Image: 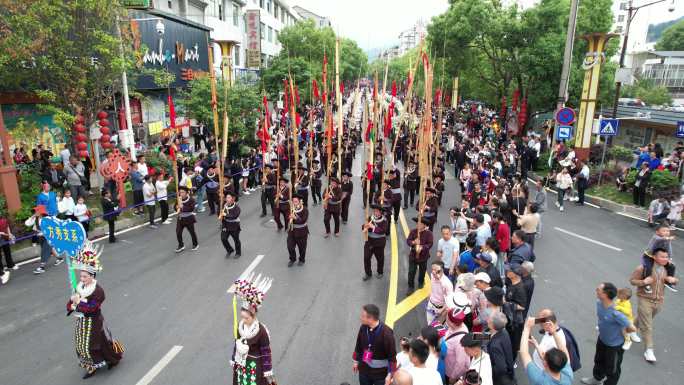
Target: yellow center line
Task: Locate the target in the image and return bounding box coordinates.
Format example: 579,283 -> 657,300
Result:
386,210 -> 432,329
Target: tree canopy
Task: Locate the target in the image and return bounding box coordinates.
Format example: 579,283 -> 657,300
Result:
622,78 -> 673,106
655,19 -> 684,51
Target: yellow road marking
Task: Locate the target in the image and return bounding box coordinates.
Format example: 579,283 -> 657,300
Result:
385,211 -> 431,328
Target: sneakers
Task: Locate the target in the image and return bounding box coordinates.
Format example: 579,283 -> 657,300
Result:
665,283 -> 678,292
12,265 -> 18,271
243,191 -> 251,195
163,220 -> 172,225
362,274 -> 372,281
191,245 -> 199,251
555,201 -> 560,208
288,261 -> 295,267
1,271 -> 9,284
33,266 -> 46,275
559,206 -> 564,212
644,349 -> 656,363
175,246 -> 185,253
376,273 -> 384,279
54,258 -> 64,266
630,332 -> 641,343
622,340 -> 632,350
149,225 -> 158,229
580,377 -> 603,385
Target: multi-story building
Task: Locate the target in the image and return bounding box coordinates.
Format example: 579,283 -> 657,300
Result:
641,51 -> 684,104
291,5 -> 331,28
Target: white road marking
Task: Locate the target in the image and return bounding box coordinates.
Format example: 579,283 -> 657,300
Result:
135,345 -> 183,385
227,254 -> 265,293
554,227 -> 623,252
17,257 -> 39,267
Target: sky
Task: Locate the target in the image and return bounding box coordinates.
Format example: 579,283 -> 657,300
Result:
289,0 -> 450,51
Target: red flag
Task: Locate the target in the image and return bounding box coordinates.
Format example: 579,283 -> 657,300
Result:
366,162 -> 373,181
340,82 -> 344,95
313,79 -> 320,101
322,54 -> 328,104
296,112 -> 301,127
434,89 -> 442,106
169,144 -> 176,161
167,94 -> 176,129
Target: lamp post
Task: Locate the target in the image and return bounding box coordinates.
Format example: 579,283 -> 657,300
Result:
611,0 -> 676,119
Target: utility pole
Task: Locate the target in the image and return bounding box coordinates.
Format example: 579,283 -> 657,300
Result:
116,16 -> 136,162
553,0 -> 580,146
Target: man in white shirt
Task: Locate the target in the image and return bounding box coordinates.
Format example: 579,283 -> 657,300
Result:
406,339 -> 442,385
59,145 -> 71,166
450,208 -> 469,252
426,261 -> 454,324
137,155 -> 149,177
459,333 -> 493,385
437,225 -> 460,278
531,309 -> 567,369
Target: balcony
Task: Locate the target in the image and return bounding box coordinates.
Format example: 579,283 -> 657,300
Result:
205,16 -> 243,43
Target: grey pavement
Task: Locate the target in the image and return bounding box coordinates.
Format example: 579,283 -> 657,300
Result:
1,158 -> 683,385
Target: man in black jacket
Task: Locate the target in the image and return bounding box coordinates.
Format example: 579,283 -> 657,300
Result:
42,161 -> 66,192
487,311 -> 516,385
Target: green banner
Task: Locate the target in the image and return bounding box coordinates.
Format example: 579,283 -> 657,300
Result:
122,0 -> 150,9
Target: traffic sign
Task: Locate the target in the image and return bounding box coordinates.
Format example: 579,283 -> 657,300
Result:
677,121 -> 684,138
556,107 -> 576,126
599,119 -> 619,136
557,125 -> 573,140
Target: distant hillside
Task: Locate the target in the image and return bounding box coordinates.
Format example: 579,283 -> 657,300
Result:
647,16 -> 684,43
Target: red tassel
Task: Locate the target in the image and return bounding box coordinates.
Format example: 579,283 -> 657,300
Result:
391,81 -> 397,97
313,79 -> 320,101
340,82 -> 344,95
167,94 -> 176,129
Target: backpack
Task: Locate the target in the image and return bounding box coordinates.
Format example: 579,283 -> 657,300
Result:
560,326 -> 582,372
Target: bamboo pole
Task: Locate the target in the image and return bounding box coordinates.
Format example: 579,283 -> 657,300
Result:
335,38 -> 343,180
208,47 -> 222,199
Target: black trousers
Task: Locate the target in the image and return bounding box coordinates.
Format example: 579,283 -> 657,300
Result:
524,232 -> 536,249
261,190 -> 275,215
107,220 -> 116,242
0,243 -> 15,270
591,339 -> 624,385
408,260 -> 427,288
341,197 -> 351,222
147,204 -> 156,225
297,189 -> 309,207
274,204 -> 290,229
363,238 -> 386,276
577,178 -> 587,204
403,187 -> 416,208
324,210 -> 340,234
159,200 -> 169,223
392,199 -> 400,222
80,220 -> 90,236
287,233 -> 307,262
311,183 -> 322,204
176,221 -> 198,248
221,229 -> 241,255
206,191 -> 219,214
633,186 -> 646,207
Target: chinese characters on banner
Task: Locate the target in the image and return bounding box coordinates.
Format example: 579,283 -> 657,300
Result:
245,9 -> 261,69
39,217 -> 87,257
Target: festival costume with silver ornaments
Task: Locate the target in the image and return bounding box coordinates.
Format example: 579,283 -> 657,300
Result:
231,273 -> 275,385
66,241 -> 123,379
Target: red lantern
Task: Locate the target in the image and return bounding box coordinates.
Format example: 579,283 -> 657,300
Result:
97,111 -> 108,120
100,127 -> 110,135
76,142 -> 87,151
74,123 -> 86,133
101,134 -> 111,143
518,98 -> 528,129
99,119 -> 110,127
75,115 -> 85,124
512,89 -> 520,112
79,150 -> 89,158
74,133 -> 87,142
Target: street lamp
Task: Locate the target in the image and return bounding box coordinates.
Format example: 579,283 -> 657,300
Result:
611,0 -> 676,119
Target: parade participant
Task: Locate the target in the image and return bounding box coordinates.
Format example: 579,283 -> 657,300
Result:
418,188 -> 439,232
287,194 -> 309,267
175,186 -> 199,252
221,191 -> 241,258
406,218 -> 434,294
67,242 -> 123,379
0,214 -> 16,284
310,160 -> 323,205
403,160 -> 419,209
375,180 -> 394,235
204,166 -> 220,215
273,177 -> 290,231
260,164 -> 276,217
341,171 -> 354,224
434,174 -> 445,206
362,204 -> 387,281
387,168 -> 401,222
352,304 -> 397,385
231,274 -> 275,385
323,177 -> 343,237
294,165 -> 310,207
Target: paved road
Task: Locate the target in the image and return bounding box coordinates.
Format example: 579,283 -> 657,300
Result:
1,158 -> 683,385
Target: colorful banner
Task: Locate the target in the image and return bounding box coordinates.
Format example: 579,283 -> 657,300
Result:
39,217 -> 87,257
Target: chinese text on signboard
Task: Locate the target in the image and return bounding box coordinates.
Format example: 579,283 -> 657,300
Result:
245,10 -> 261,69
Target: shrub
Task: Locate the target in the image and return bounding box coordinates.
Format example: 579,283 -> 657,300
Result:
649,169 -> 679,193
609,145 -> 634,163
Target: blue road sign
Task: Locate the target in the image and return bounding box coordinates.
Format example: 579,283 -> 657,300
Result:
599,119 -> 619,136
556,107 -> 576,126
677,121 -> 684,138
557,125 -> 573,140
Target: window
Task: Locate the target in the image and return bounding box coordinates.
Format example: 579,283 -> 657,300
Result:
619,2 -> 627,10
268,26 -> 273,42
615,25 -> 623,33
274,4 -> 279,18
233,3 -> 239,26
281,10 -> 285,22
234,46 -> 240,67
267,0 -> 272,13
274,30 -> 278,44
260,0 -> 264,9
617,15 -> 625,22
219,4 -> 223,20
168,0 -> 172,9
260,22 -> 266,40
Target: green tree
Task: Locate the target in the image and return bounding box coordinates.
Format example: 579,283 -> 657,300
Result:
177,78 -> 261,145
655,19 -> 684,51
622,78 -> 673,106
0,0 -> 133,129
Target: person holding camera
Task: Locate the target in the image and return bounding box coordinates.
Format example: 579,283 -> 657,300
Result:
520,317 -> 573,385
459,333 -> 493,385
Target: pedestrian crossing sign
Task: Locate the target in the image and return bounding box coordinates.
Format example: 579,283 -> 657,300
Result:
599,119 -> 619,136
557,125 -> 572,140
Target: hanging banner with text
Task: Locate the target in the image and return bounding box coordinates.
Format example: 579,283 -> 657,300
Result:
245,9 -> 261,69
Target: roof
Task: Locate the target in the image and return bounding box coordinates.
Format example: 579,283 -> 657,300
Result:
133,9 -> 212,31
598,105 -> 684,128
651,51 -> 684,58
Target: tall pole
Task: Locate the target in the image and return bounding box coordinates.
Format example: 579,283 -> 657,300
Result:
553,0 -> 579,146
611,0 -> 633,119
116,16 -> 136,162
335,38 -> 342,180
